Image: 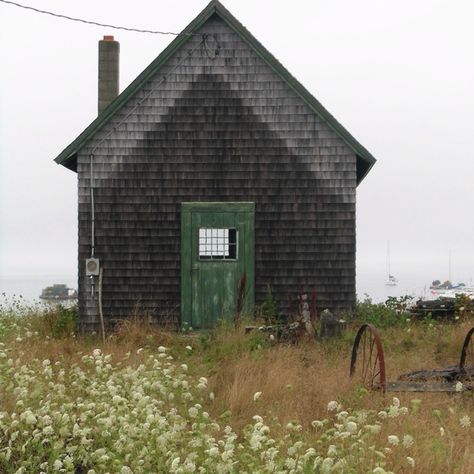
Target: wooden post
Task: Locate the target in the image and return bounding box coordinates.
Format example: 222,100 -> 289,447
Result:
98,268 -> 106,343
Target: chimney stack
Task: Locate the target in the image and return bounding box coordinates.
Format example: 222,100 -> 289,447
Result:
98,35 -> 119,114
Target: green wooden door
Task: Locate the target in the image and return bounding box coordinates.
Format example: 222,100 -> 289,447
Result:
181,203 -> 254,329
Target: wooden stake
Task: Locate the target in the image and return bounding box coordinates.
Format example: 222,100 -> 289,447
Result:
98,267 -> 106,343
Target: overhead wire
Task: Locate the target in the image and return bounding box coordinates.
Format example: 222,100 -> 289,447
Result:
0,0 -> 198,36
2,0 -> 224,320
1,0 -> 224,302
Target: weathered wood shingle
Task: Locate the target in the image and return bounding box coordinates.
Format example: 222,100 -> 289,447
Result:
73,13 -> 361,331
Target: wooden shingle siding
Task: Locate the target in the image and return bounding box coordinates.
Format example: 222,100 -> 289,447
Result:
77,14 -> 357,332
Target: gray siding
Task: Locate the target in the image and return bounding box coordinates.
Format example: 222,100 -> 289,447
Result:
77,14 -> 357,331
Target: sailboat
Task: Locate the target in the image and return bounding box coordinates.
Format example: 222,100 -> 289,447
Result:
385,241 -> 398,287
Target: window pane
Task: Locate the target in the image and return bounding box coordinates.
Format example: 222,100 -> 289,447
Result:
198,228 -> 238,260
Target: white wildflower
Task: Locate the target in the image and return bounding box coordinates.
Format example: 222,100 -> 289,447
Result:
23,411 -> 36,426
407,456 -> 416,468
304,447 -> 317,458
327,400 -> 340,412
336,411 -> 349,420
188,407 -> 199,418
158,346 -> 167,353
388,435 -> 399,445
403,434 -> 414,448
185,345 -> 192,351
387,405 -> 400,418
208,447 -> 219,457
253,391 -> 262,402
440,427 -> 445,436
321,457 -> 334,473
346,421 -> 358,433
43,425 -> 54,436
460,415 -> 471,428
365,424 -> 381,435
455,381 -> 463,392
327,445 -> 337,457
170,457 -> 180,471
63,456 -> 74,469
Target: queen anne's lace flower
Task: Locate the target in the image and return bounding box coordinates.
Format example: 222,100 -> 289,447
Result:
0,320 -> 433,473
403,434 -> 414,448
460,415 -> 471,428
387,435 -> 399,445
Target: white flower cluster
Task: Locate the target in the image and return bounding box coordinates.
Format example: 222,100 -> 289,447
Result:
0,335 -> 418,473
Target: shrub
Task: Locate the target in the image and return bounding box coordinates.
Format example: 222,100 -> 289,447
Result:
254,285 -> 279,324
38,304 -> 77,338
355,296 -> 411,328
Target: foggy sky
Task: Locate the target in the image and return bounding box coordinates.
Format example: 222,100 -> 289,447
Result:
1,0 -> 473,299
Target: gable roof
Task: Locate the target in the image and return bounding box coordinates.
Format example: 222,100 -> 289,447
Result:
54,0 -> 376,184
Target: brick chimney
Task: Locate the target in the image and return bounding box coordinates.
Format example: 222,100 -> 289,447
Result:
98,35 -> 119,114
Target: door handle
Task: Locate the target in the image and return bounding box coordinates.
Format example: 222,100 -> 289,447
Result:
191,265 -> 199,272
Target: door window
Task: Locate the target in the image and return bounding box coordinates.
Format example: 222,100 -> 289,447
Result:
199,228 -> 238,260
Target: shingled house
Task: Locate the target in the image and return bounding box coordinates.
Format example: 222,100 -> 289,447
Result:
54,0 -> 376,332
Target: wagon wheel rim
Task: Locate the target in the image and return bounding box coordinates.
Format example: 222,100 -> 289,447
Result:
350,324 -> 386,393
459,327 -> 474,379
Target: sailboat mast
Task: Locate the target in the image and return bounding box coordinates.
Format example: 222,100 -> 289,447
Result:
449,249 -> 452,282
387,241 -> 391,277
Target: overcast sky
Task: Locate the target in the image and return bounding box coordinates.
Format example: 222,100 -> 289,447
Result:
1,0 -> 473,299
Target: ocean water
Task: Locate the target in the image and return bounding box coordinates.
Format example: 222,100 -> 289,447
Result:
0,269 -> 468,308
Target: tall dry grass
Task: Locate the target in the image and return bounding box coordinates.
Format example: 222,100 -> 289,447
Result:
1,306 -> 473,473
201,322 -> 474,473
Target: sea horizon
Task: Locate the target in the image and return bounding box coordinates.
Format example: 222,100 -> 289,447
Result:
2,270 -> 469,307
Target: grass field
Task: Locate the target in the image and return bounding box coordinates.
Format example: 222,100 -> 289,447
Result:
0,298 -> 473,473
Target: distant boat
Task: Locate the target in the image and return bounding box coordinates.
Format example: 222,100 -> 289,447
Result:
386,274 -> 398,287
40,284 -> 77,301
430,280 -> 474,299
385,241 -> 398,287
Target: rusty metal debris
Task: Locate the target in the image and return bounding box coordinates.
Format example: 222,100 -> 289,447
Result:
350,324 -> 386,392
410,298 -> 457,319
350,324 -> 474,393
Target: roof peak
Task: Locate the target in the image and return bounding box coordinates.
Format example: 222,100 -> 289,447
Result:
54,0 -> 375,183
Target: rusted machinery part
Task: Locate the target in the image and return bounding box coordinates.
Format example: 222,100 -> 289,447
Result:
350,324 -> 387,393
459,326 -> 474,376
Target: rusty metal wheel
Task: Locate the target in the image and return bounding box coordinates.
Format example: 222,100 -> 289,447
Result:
350,324 -> 386,392
459,327 -> 474,380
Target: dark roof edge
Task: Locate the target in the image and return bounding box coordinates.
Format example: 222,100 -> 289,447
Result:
54,0 -> 376,184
